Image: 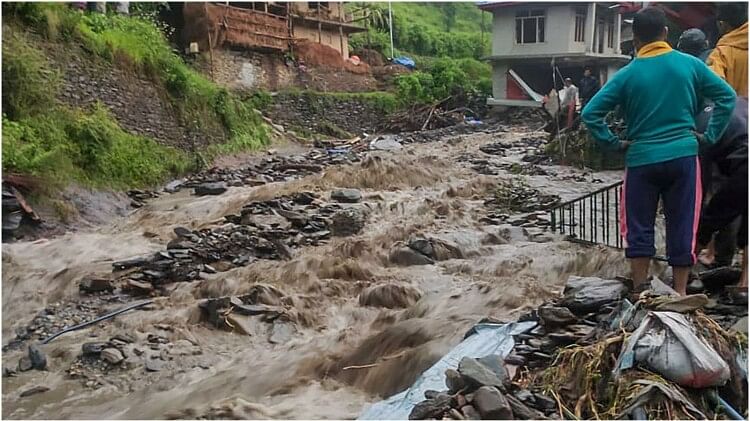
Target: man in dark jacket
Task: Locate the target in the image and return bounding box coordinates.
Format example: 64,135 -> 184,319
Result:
677,28 -> 712,62
695,96 -> 748,296
579,68 -> 600,108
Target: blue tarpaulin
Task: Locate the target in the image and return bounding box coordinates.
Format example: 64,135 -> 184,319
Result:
393,56 -> 416,70
358,321 -> 536,420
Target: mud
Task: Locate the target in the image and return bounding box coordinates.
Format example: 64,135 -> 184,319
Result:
2,121 -> 637,419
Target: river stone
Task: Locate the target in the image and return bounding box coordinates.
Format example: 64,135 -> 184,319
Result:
28,344 -> 47,370
82,342 -> 107,356
731,316 -> 748,334
145,358 -> 165,372
461,405 -> 481,420
79,276 -> 113,293
458,355 -> 509,391
473,386 -> 512,420
101,348 -> 124,364
561,276 -> 627,314
194,182 -> 227,196
445,368 -> 465,393
507,394 -> 548,419
331,208 -> 366,237
538,305 -> 577,327
330,189 -> 362,203
389,246 -> 435,266
408,393 -> 454,420
17,356 -> 32,372
20,385 -> 50,398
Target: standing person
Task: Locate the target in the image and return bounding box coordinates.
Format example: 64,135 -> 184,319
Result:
581,7 -> 736,295
694,97 -> 748,300
579,68 -> 600,108
707,2 -> 748,96
561,78 -> 578,129
677,28 -> 712,62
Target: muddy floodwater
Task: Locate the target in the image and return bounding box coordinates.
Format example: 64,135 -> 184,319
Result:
2,124 -> 651,419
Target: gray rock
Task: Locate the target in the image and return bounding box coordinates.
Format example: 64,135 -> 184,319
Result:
269,321 -> 295,344
461,405 -> 481,420
389,246 -> 435,266
731,316 -> 748,334
561,276 -> 626,314
20,385 -> 50,398
408,393 -> 454,420
533,393 -> 557,411
17,356 -> 32,372
79,276 -> 113,293
194,182 -> 227,196
408,238 -> 435,259
473,386 -> 512,420
145,358 -> 165,372
28,344 -> 47,370
445,368 -> 466,393
331,189 -> 362,203
101,348 -> 124,364
507,394 -> 548,419
370,136 -> 403,151
173,226 -> 192,238
331,208 -> 366,237
538,305 -> 577,327
3,367 -> 17,377
82,342 -> 108,356
458,355 -> 509,391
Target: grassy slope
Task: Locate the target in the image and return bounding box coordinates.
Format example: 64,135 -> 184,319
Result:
391,2 -> 489,36
2,3 -> 270,190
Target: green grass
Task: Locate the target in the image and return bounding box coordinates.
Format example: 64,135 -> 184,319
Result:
2,4 -> 270,190
280,89 -> 399,114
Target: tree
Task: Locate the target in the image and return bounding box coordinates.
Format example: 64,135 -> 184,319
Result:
351,2 -> 389,49
441,3 -> 458,32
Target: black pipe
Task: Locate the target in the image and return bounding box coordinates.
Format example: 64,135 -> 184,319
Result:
41,299 -> 153,344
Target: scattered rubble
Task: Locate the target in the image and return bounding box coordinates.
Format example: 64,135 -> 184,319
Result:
403,276 -> 748,420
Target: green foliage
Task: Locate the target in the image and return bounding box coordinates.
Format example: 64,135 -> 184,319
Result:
395,57 -> 491,105
1,31 -> 60,120
2,4 -> 269,190
2,106 -> 192,188
348,2 -> 491,59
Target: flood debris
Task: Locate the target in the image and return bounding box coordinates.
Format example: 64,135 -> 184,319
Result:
114,194 -> 343,290
383,275 -> 748,420
2,184 -> 41,241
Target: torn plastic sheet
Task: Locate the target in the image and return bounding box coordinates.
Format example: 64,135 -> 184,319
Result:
358,321 -> 536,420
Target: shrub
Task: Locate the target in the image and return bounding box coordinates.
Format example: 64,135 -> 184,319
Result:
1,31 -> 60,120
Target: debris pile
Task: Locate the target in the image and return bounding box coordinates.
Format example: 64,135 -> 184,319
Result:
404,276 -> 748,420
199,284 -> 297,342
167,150 -> 362,194
127,189 -> 160,208
484,180 -> 561,214
380,102 -> 466,133
114,194 -> 345,290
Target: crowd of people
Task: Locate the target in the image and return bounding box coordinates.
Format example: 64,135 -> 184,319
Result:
582,4 -> 748,301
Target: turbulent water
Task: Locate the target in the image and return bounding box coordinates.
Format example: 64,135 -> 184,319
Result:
2,126 -> 648,419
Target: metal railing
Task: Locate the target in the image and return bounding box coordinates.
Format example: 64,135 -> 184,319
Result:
550,181 -> 624,249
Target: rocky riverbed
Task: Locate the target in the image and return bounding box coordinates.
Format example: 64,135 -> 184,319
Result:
1,120 -> 678,419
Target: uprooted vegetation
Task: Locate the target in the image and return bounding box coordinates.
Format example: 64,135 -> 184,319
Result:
1,3 -> 270,190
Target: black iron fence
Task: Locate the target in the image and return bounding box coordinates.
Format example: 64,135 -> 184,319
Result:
549,181 -> 624,249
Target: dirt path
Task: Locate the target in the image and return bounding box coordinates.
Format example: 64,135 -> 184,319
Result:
2,123 -> 642,419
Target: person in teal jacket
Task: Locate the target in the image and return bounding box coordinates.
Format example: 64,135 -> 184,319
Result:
582,7 -> 736,295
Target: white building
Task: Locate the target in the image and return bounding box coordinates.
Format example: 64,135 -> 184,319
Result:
478,2 -> 631,107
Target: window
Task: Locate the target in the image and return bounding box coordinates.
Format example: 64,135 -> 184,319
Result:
607,16 -> 615,48
574,7 -> 586,42
515,9 -> 545,44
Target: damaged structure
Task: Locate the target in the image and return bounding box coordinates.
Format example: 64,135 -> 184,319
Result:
182,2 -> 365,58
179,2 -> 366,90
479,2 -> 631,108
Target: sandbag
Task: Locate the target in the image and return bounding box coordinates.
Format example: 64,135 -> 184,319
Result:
615,311 -> 730,388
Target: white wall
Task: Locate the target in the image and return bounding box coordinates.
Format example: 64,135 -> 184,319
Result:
492,5 -> 582,57
492,62 -> 509,99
